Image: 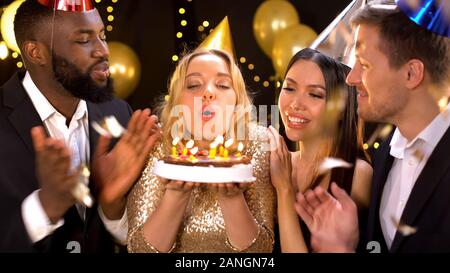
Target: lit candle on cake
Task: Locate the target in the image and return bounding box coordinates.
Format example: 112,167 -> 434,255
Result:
182,140 -> 194,156
216,135 -> 225,156
235,142 -> 244,157
186,140 -> 194,153
209,141 -> 218,159
223,138 -> 234,159
172,137 -> 180,157
189,147 -> 198,161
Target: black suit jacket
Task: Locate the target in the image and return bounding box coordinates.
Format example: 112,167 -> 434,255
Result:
365,125 -> 450,252
0,72 -> 132,253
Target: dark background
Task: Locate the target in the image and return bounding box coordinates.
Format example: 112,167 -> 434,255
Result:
0,0 -> 382,153
0,0 -> 353,109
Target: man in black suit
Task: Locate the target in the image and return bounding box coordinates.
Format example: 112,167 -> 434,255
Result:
295,0 -> 450,252
0,0 -> 160,252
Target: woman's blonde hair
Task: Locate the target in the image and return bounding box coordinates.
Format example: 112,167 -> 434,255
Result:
156,48 -> 254,152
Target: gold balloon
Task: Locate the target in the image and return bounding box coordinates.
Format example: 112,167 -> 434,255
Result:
253,0 -> 300,58
272,24 -> 317,78
0,0 -> 25,53
108,41 -> 141,99
198,16 -> 235,59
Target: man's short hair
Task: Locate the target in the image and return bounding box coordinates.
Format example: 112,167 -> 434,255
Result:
351,0 -> 450,84
14,0 -> 56,51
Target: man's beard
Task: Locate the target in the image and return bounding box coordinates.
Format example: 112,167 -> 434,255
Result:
52,54 -> 114,103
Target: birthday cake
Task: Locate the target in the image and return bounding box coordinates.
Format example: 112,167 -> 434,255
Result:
152,137 -> 256,183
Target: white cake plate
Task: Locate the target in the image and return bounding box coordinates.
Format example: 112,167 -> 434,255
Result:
152,160 -> 256,183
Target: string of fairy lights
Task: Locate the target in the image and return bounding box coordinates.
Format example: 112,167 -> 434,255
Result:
1,0 -> 389,151
365,142 -> 380,150
171,0 -> 277,92
1,0 -> 278,91
94,0 -> 118,32
170,0 -> 383,151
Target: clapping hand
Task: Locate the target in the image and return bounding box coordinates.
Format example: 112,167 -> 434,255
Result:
31,126 -> 78,223
92,109 -> 161,219
295,182 -> 359,252
267,125 -> 293,191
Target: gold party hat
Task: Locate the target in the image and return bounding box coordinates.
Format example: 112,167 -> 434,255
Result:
198,16 -> 236,60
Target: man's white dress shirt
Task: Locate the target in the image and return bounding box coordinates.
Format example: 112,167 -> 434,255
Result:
20,72 -> 128,245
380,103 -> 450,249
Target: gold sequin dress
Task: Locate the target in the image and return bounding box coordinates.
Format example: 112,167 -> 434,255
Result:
127,125 -> 275,253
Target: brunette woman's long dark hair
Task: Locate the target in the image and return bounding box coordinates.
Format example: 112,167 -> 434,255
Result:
283,48 -> 368,194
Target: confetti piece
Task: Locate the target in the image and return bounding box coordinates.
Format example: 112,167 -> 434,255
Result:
438,96 -> 449,118
318,157 -> 353,175
391,216 -> 417,236
92,116 -> 127,138
72,164 -> 94,208
367,124 -> 393,146
413,149 -> 425,162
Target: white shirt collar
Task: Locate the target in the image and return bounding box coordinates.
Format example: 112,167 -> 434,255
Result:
390,102 -> 450,159
72,100 -> 88,122
22,71 -> 88,123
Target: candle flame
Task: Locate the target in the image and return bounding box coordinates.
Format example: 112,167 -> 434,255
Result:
190,147 -> 198,155
210,141 -> 219,148
215,135 -> 224,144
172,137 -> 180,146
237,142 -> 244,152
224,138 -> 234,148
186,140 -> 195,149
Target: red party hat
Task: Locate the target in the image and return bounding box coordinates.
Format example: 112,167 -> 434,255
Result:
37,0 -> 94,12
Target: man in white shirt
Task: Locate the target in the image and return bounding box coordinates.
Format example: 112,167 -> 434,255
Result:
0,0 -> 160,252
294,0 -> 450,252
